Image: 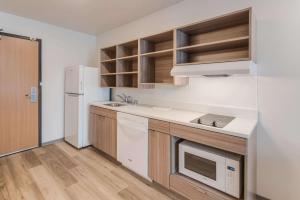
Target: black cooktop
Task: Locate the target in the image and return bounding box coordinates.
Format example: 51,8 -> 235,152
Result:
190,114 -> 235,128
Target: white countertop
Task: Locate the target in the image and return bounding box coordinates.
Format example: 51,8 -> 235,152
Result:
90,101 -> 257,139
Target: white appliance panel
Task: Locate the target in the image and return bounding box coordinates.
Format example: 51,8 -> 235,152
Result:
64,93 -> 83,148
117,112 -> 150,180
65,66 -> 84,94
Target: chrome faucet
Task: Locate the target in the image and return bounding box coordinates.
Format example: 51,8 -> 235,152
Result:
116,93 -> 137,104
116,93 -> 127,102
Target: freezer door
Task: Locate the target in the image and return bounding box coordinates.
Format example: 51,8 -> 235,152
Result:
64,93 -> 83,148
65,66 -> 84,94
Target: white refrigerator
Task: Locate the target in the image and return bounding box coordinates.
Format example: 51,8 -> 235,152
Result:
64,65 -> 109,148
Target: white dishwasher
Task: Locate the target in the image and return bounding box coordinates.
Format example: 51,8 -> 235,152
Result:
117,112 -> 150,180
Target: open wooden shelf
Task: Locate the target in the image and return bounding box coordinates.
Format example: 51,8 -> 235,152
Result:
101,60 -> 116,74
141,49 -> 173,58
100,58 -> 116,63
176,46 -> 249,65
176,8 -> 251,65
100,40 -> 139,88
118,71 -> 138,75
141,30 -> 173,54
117,54 -> 138,61
176,36 -> 249,53
139,30 -> 175,85
100,73 -> 117,76
140,54 -> 174,84
101,46 -> 116,61
101,74 -> 116,87
117,40 -> 138,58
176,10 -> 250,48
100,50 -> 116,86
101,72 -> 138,75
116,74 -> 138,88
117,56 -> 138,75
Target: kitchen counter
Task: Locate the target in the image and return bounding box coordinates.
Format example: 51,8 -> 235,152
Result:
90,101 -> 257,139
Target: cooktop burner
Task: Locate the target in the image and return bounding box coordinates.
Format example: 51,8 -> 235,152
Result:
190,114 -> 235,128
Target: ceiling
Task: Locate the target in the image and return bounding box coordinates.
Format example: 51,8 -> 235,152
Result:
0,0 -> 182,35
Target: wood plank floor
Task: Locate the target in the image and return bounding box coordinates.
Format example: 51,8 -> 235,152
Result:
0,142 -> 185,200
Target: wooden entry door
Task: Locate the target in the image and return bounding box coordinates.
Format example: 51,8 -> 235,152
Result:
0,35 -> 40,156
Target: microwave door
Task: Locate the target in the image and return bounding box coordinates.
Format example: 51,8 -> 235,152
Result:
179,143 -> 226,192
184,152 -> 217,181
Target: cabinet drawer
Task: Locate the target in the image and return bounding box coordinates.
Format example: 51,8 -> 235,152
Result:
170,174 -> 236,200
90,106 -> 116,119
149,119 -> 170,134
170,123 -> 246,155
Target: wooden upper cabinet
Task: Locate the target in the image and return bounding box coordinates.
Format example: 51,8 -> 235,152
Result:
100,41 -> 138,88
139,30 -> 174,88
99,8 -> 253,89
175,8 -> 253,65
90,106 -> 117,159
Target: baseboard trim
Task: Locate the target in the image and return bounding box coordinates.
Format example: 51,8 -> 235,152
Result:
0,146 -> 38,158
42,138 -> 64,146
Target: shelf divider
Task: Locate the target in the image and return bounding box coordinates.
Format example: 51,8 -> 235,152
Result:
141,49 -> 173,58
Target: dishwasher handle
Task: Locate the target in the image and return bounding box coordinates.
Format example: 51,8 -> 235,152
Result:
118,114 -> 147,123
117,120 -> 148,133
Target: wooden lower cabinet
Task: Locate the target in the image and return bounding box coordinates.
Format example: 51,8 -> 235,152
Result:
170,174 -> 238,200
90,111 -> 117,159
148,130 -> 171,188
89,107 -> 245,200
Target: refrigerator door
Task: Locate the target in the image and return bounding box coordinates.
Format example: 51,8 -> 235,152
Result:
64,93 -> 84,148
65,66 -> 84,94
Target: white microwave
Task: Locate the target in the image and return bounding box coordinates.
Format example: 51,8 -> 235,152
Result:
179,140 -> 242,198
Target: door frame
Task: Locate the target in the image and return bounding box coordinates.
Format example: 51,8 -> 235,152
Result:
0,31 -> 42,147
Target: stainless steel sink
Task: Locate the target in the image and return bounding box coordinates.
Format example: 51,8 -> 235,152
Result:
103,103 -> 126,107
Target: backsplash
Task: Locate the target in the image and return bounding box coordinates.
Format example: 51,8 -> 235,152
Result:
112,76 -> 258,119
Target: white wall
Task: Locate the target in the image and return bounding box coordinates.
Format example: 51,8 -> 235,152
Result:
97,0 -> 300,199
255,1 -> 300,199
0,12 -> 97,143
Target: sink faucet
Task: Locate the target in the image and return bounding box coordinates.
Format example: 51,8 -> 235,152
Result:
116,93 -> 127,102
116,93 -> 137,104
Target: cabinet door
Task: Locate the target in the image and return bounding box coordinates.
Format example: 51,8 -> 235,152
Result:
90,112 -> 117,159
149,130 -> 171,188
94,114 -> 106,150
89,112 -> 96,146
103,117 -> 117,159
149,130 -> 158,179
